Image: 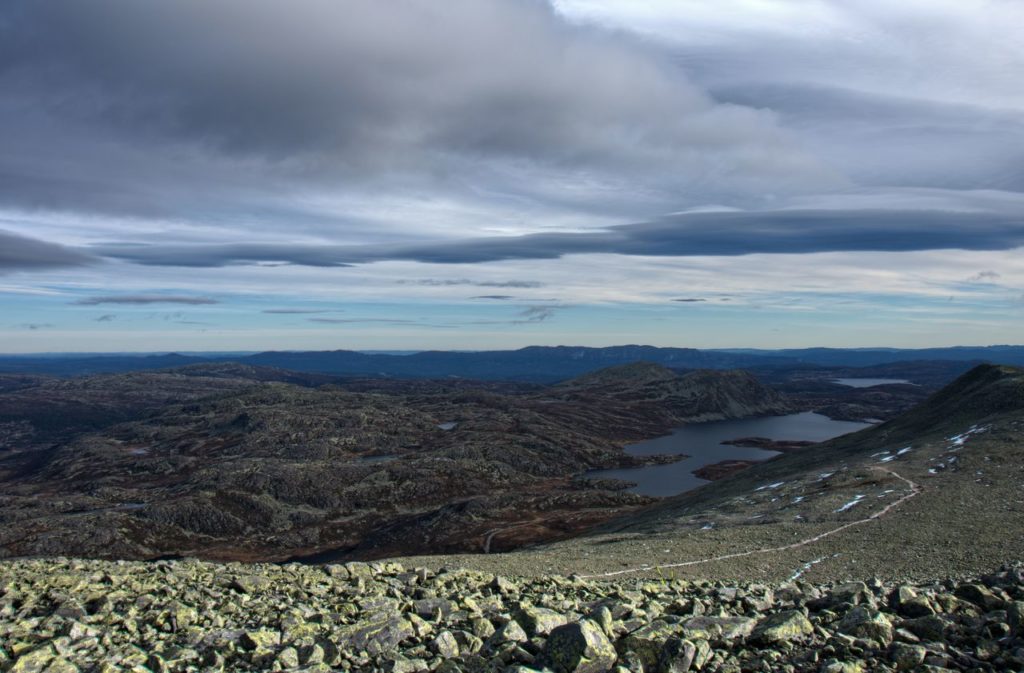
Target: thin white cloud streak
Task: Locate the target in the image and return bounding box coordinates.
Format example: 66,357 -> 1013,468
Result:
556,0 -> 1024,109
18,247 -> 1024,312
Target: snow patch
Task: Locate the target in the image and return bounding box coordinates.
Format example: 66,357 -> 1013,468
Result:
947,425 -> 989,448
789,554 -> 840,582
755,481 -> 785,492
835,495 -> 866,513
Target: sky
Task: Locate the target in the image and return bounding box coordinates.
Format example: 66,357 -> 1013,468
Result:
1,0 -> 1023,352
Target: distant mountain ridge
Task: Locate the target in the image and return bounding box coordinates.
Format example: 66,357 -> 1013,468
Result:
715,345 -> 1024,367
0,344 -> 1022,381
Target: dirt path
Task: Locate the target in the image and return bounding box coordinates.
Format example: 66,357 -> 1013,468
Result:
579,466 -> 921,579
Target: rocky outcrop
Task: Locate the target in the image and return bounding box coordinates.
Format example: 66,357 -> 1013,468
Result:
555,364 -> 792,424
2,558 -> 1023,672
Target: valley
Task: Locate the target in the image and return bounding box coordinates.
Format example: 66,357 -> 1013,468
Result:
0,351 -> 1010,573
0,362 -> 795,562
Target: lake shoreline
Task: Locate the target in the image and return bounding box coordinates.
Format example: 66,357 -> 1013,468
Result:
586,412 -> 872,498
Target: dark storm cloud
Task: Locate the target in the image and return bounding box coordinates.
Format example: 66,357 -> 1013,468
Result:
94,314 -> 117,322
73,295 -> 219,305
672,298 -> 706,303
0,0 -> 830,222
261,308 -> 335,314
0,230 -> 95,273
96,209 -> 1024,268
473,295 -> 515,300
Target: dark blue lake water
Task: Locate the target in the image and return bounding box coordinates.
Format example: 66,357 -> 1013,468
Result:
587,412 -> 872,497
833,378 -> 913,388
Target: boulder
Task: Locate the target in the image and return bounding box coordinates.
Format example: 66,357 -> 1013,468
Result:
836,606 -> 893,646
517,606 -> 570,636
751,610 -> 813,644
619,620 -> 685,669
335,617 -> 414,656
545,620 -> 618,673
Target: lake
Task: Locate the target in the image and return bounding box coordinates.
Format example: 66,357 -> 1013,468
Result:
833,377 -> 913,388
586,412 -> 872,497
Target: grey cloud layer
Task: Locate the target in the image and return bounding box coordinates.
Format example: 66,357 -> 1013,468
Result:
96,209 -> 1024,268
73,296 -> 219,306
0,0 -> 829,224
562,0 -> 1024,193
0,230 -> 95,272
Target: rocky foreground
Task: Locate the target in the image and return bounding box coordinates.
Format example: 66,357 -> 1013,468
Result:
2,559 -> 1024,673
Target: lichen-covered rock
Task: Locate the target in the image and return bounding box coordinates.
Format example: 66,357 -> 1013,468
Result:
1008,601 -> 1024,634
276,647 -> 300,669
901,615 -> 948,641
657,637 -> 695,673
751,610 -> 813,644
518,605 -> 570,636
896,595 -> 934,618
681,616 -> 755,641
9,646 -> 57,673
889,642 -> 926,670
828,582 -> 871,607
820,660 -> 864,673
335,616 -> 415,656
836,606 -> 893,645
430,631 -> 460,659
619,620 -> 685,669
954,583 -> 1005,611
493,619 -> 529,644
240,630 -> 282,652
545,620 -> 617,673
2,558 -> 1023,673
690,639 -> 712,670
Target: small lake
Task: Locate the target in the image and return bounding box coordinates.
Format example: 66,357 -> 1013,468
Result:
586,412 -> 872,497
833,378 -> 913,388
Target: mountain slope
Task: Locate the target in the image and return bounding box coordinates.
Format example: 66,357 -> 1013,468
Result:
397,365 -> 1024,582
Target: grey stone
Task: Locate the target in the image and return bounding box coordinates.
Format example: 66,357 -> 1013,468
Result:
335,616 -> 414,656
431,631 -> 460,659
836,606 -> 893,646
657,637 -> 695,673
751,610 -> 813,644
889,643 -> 926,670
546,620 -> 617,673
517,606 -> 570,636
